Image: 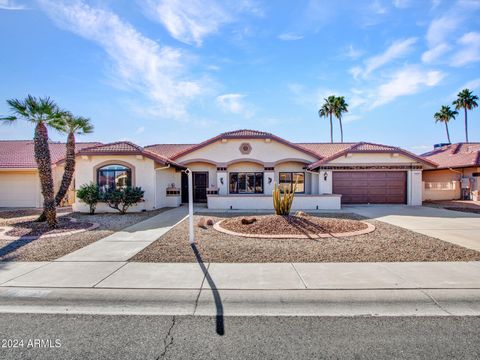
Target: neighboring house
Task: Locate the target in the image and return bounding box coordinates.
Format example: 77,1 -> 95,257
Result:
421,143 -> 480,201
71,130 -> 435,212
0,140 -> 101,207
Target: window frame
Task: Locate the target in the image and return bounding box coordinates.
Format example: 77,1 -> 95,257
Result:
229,172 -> 264,194
278,171 -> 305,194
96,164 -> 132,192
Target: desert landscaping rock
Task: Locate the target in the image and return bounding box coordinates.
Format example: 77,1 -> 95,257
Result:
131,213 -> 480,263
215,214 -> 374,238
0,208 -> 170,262
1,217 -> 97,239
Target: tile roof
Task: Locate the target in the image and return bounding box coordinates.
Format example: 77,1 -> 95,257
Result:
222,129 -> 274,138
295,143 -> 356,158
144,144 -> 195,159
77,141 -> 186,169
421,143 -> 480,169
0,140 -> 101,169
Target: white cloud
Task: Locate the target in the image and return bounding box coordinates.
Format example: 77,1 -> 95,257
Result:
426,15 -> 459,47
372,65 -> 445,108
0,0 -> 25,10
393,0 -> 411,8
354,37 -> 417,79
135,126 -> 145,134
216,93 -> 253,118
421,43 -> 450,63
139,0 -> 262,46
459,78 -> 480,91
277,33 -> 303,41
450,32 -> 480,66
370,0 -> 387,14
345,44 -> 363,60
38,0 -> 204,119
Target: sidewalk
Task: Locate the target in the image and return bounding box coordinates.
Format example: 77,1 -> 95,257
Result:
56,206 -> 188,262
1,261 -> 479,316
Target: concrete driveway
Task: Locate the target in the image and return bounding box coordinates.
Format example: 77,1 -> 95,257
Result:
347,205 -> 480,251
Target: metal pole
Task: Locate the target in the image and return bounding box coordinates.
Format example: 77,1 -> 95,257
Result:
186,168 -> 195,244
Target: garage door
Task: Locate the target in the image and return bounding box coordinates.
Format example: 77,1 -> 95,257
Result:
333,171 -> 407,204
0,172 -> 40,207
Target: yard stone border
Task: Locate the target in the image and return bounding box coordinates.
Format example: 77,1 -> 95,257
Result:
213,219 -> 376,239
0,217 -> 100,241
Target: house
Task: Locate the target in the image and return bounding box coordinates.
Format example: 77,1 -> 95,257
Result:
421,143 -> 480,201
0,140 -> 101,207
70,130 -> 436,212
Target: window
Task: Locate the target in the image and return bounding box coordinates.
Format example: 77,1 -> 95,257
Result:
229,172 -> 263,194
97,164 -> 131,192
279,172 -> 305,193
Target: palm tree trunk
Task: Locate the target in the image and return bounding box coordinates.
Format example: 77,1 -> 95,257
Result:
55,132 -> 76,206
445,122 -> 451,144
339,118 -> 344,143
464,107 -> 468,142
34,122 -> 57,228
329,113 -> 333,143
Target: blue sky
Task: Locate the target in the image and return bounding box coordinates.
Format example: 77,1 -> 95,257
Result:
0,0 -> 479,153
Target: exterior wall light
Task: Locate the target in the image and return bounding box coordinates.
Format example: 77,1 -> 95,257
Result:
323,172 -> 328,181
220,177 -> 224,185
268,177 -> 272,184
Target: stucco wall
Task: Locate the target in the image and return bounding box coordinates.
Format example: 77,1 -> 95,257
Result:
155,166 -> 181,208
330,153 -> 422,164
176,138 -> 317,164
72,155 -> 156,213
0,170 -> 42,207
423,167 -> 479,182
185,162 -> 217,188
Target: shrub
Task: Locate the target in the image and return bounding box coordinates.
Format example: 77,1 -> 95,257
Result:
76,183 -> 100,215
272,181 -> 297,216
102,186 -> 144,215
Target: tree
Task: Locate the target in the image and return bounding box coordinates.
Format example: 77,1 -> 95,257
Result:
102,187 -> 145,215
54,112 -> 93,206
434,105 -> 457,144
0,95 -> 64,228
453,88 -> 478,142
334,96 -> 349,143
318,95 -> 337,143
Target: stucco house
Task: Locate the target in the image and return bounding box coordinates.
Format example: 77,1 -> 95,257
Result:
0,130 -> 438,211
0,140 -> 101,207
421,143 -> 480,201
70,130 -> 435,212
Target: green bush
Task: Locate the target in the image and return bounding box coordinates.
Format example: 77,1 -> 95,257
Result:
76,183 -> 100,215
102,186 -> 145,215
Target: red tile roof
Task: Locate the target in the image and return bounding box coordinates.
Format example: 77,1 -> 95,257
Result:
144,144 -> 195,159
421,143 -> 480,169
0,140 -> 101,169
77,141 -> 186,169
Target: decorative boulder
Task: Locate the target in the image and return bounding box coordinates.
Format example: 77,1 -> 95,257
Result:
206,219 -> 214,226
241,217 -> 257,225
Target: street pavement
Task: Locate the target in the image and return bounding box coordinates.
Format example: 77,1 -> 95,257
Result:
1,314 -> 479,359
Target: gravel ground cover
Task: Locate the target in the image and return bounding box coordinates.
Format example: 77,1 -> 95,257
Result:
131,213 -> 480,263
3,217 -> 94,238
424,200 -> 480,214
219,214 -> 368,236
0,207 -> 71,224
0,208 -> 171,262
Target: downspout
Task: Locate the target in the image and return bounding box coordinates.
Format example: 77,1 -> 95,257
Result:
154,164 -> 171,209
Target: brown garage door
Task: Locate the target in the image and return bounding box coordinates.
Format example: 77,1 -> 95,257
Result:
333,171 -> 407,204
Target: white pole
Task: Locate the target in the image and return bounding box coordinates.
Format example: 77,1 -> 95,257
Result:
186,168 -> 195,244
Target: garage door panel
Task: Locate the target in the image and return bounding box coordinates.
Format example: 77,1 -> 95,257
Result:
333,171 -> 407,204
0,173 -> 39,207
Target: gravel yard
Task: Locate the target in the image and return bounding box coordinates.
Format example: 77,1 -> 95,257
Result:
131,213 -> 480,263
424,200 -> 480,214
0,208 -> 171,261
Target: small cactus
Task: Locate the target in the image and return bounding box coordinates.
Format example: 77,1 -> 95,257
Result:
272,181 -> 297,216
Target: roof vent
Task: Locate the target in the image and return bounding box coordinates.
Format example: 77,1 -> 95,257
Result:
433,143 -> 450,149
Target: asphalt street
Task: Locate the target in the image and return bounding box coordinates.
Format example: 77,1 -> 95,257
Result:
1,314 -> 479,359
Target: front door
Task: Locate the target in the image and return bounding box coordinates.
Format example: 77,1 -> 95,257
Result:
193,172 -> 208,203
181,171 -> 209,203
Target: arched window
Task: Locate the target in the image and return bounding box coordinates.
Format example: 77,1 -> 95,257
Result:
97,164 -> 131,192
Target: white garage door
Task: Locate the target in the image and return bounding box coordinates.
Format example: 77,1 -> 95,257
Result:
0,172 -> 40,207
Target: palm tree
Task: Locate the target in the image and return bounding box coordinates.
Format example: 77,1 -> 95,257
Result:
334,96 -> 349,143
318,95 -> 337,143
434,105 -> 457,144
54,113 -> 94,206
452,88 -> 478,142
0,95 -> 64,228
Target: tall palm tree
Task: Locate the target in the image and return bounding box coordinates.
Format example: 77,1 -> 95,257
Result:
452,88 -> 478,142
318,95 -> 337,143
434,105 -> 457,144
334,96 -> 349,143
0,95 -> 64,228
54,113 -> 94,206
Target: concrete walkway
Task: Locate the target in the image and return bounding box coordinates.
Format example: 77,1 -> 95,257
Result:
1,261 -> 480,316
57,206 -> 188,262
347,205 -> 480,251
